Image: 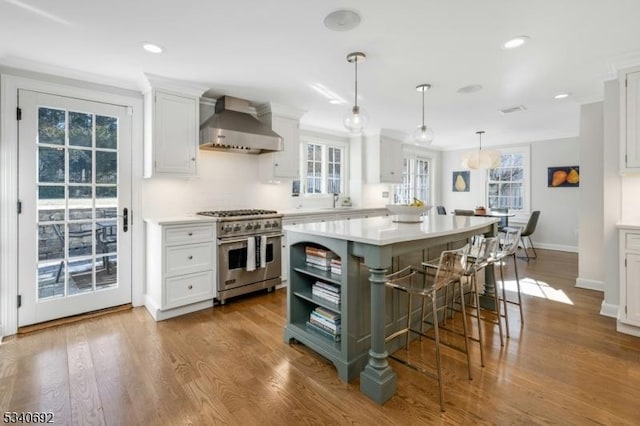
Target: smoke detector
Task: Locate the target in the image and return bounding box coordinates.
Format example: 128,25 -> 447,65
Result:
324,10 -> 361,31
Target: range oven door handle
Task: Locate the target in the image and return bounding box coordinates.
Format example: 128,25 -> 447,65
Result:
217,233 -> 284,245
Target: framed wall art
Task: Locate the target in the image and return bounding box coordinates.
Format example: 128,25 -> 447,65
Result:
452,171 -> 470,192
548,166 -> 580,187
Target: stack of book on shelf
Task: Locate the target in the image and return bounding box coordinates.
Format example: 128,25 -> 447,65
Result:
306,306 -> 341,342
305,246 -> 338,272
330,258 -> 342,275
312,280 -> 340,305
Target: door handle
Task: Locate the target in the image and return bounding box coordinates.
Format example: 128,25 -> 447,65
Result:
123,208 -> 128,232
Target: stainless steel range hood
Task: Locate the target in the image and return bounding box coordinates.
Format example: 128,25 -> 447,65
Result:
199,96 -> 283,154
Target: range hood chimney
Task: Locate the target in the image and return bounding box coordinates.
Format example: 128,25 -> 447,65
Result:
199,96 -> 283,154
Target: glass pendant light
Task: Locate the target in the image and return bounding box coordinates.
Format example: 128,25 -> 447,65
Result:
462,131 -> 501,169
343,52 -> 368,132
412,83 -> 434,145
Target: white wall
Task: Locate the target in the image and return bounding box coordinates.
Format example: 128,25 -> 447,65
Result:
531,137 -> 580,251
577,102 -> 605,290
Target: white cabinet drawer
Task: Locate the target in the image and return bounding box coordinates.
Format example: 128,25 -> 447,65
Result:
626,233 -> 640,252
164,271 -> 214,309
165,242 -> 213,276
165,225 -> 213,245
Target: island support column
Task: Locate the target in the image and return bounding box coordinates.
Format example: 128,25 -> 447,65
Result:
360,265 -> 397,403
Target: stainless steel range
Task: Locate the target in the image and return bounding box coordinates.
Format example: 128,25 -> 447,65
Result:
197,209 -> 283,304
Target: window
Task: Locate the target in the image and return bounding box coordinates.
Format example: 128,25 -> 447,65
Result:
393,156 -> 432,204
302,136 -> 348,195
487,149 -> 529,211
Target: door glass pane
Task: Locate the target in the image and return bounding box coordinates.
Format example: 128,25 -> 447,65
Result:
96,151 -> 117,184
38,147 -> 65,183
68,258 -> 94,295
97,221 -> 117,256
38,186 -> 65,222
96,115 -> 118,149
97,255 -> 117,289
38,261 -> 65,299
38,224 -> 64,261
69,149 -> 92,183
69,112 -> 93,147
68,186 -> 92,220
38,107 -> 65,145
68,223 -> 93,258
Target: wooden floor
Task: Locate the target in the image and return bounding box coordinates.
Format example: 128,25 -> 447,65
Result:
1,249 -> 639,425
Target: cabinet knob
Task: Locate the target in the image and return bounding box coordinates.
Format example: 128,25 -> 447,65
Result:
191,157 -> 196,161
390,171 -> 395,175
188,232 -> 193,236
188,255 -> 193,260
188,285 -> 193,290
274,163 -> 279,167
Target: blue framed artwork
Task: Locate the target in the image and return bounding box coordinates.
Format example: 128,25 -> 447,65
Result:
452,171 -> 470,192
548,166 -> 580,187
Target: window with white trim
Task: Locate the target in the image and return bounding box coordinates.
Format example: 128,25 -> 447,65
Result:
302,136 -> 348,195
393,156 -> 432,204
487,148 -> 529,211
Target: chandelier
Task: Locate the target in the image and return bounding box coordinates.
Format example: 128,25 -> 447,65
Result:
461,131 -> 501,169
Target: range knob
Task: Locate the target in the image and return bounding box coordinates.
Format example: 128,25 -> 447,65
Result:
254,223 -> 261,230
233,225 -> 241,231
223,225 -> 232,233
264,222 -> 272,228
271,221 -> 280,228
245,223 -> 253,230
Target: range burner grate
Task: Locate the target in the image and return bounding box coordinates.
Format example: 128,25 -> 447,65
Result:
197,209 -> 278,218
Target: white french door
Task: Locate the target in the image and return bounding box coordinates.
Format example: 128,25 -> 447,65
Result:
17,90 -> 132,326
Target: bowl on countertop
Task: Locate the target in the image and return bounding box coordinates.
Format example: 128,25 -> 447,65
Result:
385,204 -> 432,223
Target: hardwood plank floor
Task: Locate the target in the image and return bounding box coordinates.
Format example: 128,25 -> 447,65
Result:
1,249 -> 639,425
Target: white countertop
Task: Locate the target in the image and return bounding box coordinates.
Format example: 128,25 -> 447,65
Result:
280,206 -> 388,218
284,215 -> 499,245
144,215 -> 218,226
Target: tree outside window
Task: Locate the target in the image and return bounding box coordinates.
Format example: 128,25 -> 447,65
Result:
394,157 -> 431,204
304,141 -> 346,194
487,153 -> 525,210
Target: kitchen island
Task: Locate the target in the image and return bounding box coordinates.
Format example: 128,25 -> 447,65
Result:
284,214 -> 498,404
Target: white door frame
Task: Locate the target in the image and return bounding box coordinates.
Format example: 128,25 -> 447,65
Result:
0,73 -> 144,338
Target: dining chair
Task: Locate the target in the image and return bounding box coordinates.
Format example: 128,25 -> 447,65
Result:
453,209 -> 475,216
518,211 -> 540,260
385,249 -> 471,411
436,205 -> 447,215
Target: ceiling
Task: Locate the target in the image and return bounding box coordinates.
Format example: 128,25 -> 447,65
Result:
2,0 -> 640,149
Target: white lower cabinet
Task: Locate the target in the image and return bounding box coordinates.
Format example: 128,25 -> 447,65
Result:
145,220 -> 216,320
618,229 -> 640,336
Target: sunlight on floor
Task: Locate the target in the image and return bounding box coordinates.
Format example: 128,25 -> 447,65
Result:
502,277 -> 574,305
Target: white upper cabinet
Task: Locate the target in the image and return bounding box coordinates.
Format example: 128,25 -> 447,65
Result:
364,129 -> 404,184
257,103 -> 305,182
143,74 -> 208,178
621,68 -> 640,173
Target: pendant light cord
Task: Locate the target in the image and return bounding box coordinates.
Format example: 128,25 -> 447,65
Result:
354,59 -> 358,108
421,88 -> 425,127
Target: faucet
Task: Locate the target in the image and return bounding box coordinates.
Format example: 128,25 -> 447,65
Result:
332,193 -> 339,208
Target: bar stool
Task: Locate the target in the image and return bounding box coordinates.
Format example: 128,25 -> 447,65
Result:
495,228 -> 524,335
431,236 -> 503,368
384,250 -> 470,412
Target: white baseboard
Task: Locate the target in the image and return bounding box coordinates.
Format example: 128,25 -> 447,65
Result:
144,295 -> 214,321
600,301 -> 619,318
617,321 -> 640,337
575,278 -> 605,291
533,242 -> 578,253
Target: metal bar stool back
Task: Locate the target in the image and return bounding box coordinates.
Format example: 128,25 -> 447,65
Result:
496,227 -> 524,336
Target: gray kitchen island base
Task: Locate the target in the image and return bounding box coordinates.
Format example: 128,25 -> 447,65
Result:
284,215 -> 498,404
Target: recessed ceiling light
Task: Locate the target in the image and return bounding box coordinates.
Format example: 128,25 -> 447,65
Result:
457,84 -> 483,94
142,43 -> 164,54
554,93 -> 570,99
324,10 -> 361,32
502,36 -> 530,50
